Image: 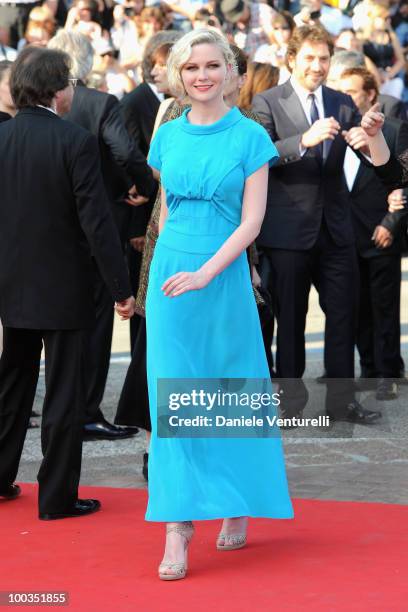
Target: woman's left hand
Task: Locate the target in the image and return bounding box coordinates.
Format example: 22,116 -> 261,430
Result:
361,103 -> 385,137
162,269 -> 211,297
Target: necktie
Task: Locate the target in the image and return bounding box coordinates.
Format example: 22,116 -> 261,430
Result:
309,93 -> 323,161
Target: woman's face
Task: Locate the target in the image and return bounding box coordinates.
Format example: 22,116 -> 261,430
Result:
151,56 -> 170,94
26,26 -> 51,47
181,43 -> 229,103
372,15 -> 390,31
77,2 -> 93,22
336,30 -> 359,51
142,18 -> 161,38
272,20 -> 291,46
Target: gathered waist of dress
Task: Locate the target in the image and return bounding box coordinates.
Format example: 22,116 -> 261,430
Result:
157,200 -> 239,254
158,219 -> 236,255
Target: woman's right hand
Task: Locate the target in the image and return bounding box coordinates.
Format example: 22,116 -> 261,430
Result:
361,103 -> 385,137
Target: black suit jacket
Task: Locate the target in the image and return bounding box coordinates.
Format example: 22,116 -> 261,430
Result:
350,117 -> 408,257
378,94 -> 406,121
253,81 -> 362,250
0,111 -> 11,123
66,84 -> 155,205
121,81 -> 160,156
120,82 -> 161,238
0,107 -> 131,330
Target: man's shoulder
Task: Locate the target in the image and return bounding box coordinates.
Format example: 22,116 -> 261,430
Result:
383,116 -> 408,140
74,86 -> 118,112
322,85 -> 353,105
54,114 -> 97,150
121,82 -> 152,109
61,116 -> 96,139
256,81 -> 291,101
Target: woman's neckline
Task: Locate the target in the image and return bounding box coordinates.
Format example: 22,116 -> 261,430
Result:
179,106 -> 242,135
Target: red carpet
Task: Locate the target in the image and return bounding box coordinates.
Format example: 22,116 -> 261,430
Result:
1,484 -> 407,612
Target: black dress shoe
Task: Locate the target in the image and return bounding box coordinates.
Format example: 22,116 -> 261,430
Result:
142,452 -> 148,481
83,418 -> 138,441
39,499 -> 101,520
0,484 -> 21,500
376,379 -> 398,401
328,401 -> 382,424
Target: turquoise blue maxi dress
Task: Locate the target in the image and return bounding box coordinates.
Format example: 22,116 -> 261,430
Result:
145,106 -> 293,521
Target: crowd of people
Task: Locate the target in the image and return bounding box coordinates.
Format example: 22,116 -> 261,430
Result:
0,0 -> 408,578
2,0 -> 408,99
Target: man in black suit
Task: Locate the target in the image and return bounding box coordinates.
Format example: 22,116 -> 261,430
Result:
120,31 -> 180,349
252,26 -> 381,423
49,31 -> 156,441
0,47 -> 135,518
327,49 -> 407,121
339,66 -> 408,400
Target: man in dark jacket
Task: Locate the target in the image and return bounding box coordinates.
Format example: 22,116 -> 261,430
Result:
49,31 -> 156,441
339,66 -> 408,400
0,47 -> 135,519
252,26 -> 381,423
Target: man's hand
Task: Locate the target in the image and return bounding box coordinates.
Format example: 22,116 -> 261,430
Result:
125,186 -> 149,207
388,189 -> 406,212
301,117 -> 340,148
115,296 -> 136,320
129,236 -> 145,252
372,225 -> 393,249
162,269 -> 212,297
342,127 -> 370,152
126,194 -> 149,207
361,103 -> 385,137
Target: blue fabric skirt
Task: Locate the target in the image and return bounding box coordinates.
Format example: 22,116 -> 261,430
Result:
145,204 -> 293,521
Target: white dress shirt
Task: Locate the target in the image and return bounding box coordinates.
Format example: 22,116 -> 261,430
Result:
291,76 -> 324,156
37,105 -> 57,114
343,146 -> 361,192
290,75 -> 324,125
147,82 -> 164,103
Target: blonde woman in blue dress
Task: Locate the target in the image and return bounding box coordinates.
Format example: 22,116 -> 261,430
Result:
146,28 -> 293,581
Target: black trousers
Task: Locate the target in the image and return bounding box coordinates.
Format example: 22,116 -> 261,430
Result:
127,246 -> 143,352
114,318 -> 150,430
0,327 -> 84,513
356,253 -> 402,378
82,199 -> 132,423
82,264 -> 114,423
263,221 -> 358,416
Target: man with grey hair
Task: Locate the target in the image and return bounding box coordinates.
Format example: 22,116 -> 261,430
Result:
327,49 -> 406,120
48,31 -> 156,442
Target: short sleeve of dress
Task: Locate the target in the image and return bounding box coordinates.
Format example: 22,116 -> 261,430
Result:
147,126 -> 164,172
243,121 -> 279,179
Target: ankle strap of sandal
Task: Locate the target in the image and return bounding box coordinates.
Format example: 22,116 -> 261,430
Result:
166,521 -> 194,539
